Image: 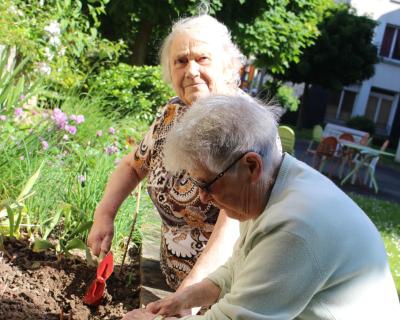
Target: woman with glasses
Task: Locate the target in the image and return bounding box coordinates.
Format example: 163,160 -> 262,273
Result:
87,14 -> 244,303
124,94 -> 399,320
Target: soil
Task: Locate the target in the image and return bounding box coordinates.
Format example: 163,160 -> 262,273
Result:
0,237 -> 140,320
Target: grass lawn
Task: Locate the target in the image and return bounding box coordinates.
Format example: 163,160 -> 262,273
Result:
350,193 -> 400,295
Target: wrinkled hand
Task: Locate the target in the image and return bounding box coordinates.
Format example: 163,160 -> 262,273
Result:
123,308 -> 157,320
146,290 -> 189,317
87,209 -> 114,256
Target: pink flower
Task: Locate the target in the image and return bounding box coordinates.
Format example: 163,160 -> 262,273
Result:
75,115 -> 85,124
52,108 -> 68,129
77,175 -> 86,183
19,94 -> 26,101
14,108 -> 24,117
41,140 -> 49,150
114,158 -> 121,166
105,145 -> 118,155
108,127 -> 115,135
0,115 -> 6,121
65,125 -> 77,135
96,130 -> 103,137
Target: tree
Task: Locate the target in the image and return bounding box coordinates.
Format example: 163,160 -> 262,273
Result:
95,0 -> 331,69
278,4 -> 378,129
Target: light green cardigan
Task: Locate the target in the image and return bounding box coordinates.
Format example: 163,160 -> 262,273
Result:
183,154 -> 400,319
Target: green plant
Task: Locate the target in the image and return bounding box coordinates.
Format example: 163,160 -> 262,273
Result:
346,116 -> 375,135
0,162 -> 43,238
88,63 -> 174,122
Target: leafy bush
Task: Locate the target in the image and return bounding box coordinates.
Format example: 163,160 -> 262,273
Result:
346,116 -> 375,135
0,0 -> 125,91
88,63 -> 174,122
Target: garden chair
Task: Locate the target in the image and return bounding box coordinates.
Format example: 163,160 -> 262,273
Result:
351,140 -> 389,193
306,124 -> 323,155
278,125 -> 296,155
312,136 -> 338,177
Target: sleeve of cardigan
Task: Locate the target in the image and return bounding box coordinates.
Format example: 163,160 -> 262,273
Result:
182,230 -> 324,320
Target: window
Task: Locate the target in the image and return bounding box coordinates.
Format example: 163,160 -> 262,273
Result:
325,89 -> 357,122
365,89 -> 395,133
380,24 -> 400,60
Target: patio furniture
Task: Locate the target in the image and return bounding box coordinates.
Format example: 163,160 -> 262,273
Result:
306,125 -> 323,155
323,123 -> 369,144
337,133 -> 355,178
312,136 -> 338,176
340,140 -> 394,193
278,125 -> 295,155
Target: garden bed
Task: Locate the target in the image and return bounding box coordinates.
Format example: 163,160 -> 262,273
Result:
0,237 -> 140,320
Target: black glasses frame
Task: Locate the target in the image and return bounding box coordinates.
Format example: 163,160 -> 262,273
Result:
190,152 -> 248,193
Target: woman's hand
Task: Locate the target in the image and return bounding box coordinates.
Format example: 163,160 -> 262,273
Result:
87,208 -> 115,256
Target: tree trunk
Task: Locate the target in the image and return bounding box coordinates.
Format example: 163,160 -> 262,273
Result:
296,82 -> 310,130
131,19 -> 153,66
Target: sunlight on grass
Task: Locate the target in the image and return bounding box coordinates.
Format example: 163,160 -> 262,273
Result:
350,193 -> 400,294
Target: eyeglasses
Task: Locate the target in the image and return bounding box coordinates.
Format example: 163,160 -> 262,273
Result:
190,152 -> 248,193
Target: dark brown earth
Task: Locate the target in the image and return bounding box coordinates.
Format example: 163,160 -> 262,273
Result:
0,237 -> 140,320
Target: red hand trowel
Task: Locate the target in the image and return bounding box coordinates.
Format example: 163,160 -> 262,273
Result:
83,251 -> 114,306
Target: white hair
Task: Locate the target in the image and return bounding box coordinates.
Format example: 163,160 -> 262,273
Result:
164,94 -> 282,182
160,14 -> 245,87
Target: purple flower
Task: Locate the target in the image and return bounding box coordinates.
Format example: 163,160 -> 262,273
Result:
76,115 -> 85,124
0,115 -> 6,121
108,127 -> 115,135
52,108 -> 68,129
69,114 -> 84,124
114,158 -> 121,166
41,140 -> 49,150
77,175 -> 86,183
105,145 -> 118,155
65,125 -> 77,135
96,130 -> 103,137
14,108 -> 24,117
19,94 -> 26,101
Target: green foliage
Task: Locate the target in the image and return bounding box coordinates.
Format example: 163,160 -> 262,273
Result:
275,85 -> 300,112
0,0 -> 125,91
280,4 -> 378,88
346,116 -> 375,135
89,63 -> 174,122
234,0 -> 333,73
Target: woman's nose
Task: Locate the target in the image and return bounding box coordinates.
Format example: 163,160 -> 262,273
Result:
186,60 -> 200,78
198,188 -> 212,204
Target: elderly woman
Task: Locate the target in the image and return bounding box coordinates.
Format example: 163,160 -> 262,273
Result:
87,14 -> 243,294
124,95 -> 400,320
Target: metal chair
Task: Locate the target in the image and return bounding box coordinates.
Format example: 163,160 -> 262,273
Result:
312,136 -> 338,176
306,125 -> 323,155
278,125 -> 295,155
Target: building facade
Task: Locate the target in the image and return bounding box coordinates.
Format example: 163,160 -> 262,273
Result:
324,0 -> 400,160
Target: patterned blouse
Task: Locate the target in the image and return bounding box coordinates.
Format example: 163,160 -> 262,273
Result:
133,97 -> 220,290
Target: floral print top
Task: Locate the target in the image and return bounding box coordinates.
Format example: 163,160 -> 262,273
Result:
133,97 -> 219,289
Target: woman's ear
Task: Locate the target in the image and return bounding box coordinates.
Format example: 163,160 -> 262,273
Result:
243,152 -> 263,184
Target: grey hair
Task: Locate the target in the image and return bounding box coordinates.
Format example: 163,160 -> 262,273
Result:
164,94 -> 283,183
160,14 -> 245,87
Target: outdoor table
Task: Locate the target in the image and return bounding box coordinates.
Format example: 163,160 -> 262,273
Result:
340,140 -> 395,193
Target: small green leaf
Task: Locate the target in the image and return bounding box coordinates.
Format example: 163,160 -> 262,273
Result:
17,162 -> 44,203
65,238 -> 87,251
32,239 -> 55,252
6,205 -> 14,238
